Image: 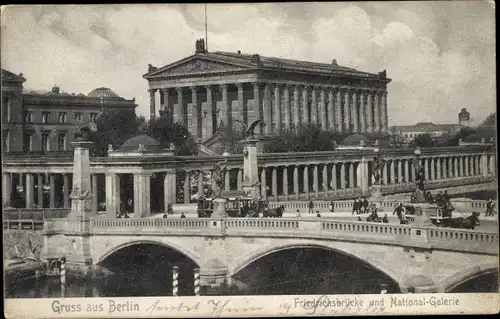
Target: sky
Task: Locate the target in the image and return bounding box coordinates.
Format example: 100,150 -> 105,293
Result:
1,2 -> 496,126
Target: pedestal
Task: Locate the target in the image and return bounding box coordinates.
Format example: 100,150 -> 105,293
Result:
212,198 -> 227,218
199,266 -> 228,296
369,184 -> 383,211
242,183 -> 260,199
412,202 -> 436,226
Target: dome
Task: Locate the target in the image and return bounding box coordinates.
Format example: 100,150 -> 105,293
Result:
120,135 -> 160,151
341,134 -> 371,146
88,87 -> 121,98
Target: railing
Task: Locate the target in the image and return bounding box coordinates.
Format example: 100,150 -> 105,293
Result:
43,217 -> 498,254
3,208 -> 71,220
3,219 -> 44,230
268,199 -> 498,212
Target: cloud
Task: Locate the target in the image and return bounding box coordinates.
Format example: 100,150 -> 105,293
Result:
1,3 -> 495,126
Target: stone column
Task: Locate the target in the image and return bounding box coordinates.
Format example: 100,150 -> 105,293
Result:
184,172 -> 191,203
105,173 -> 119,219
221,84 -> 229,128
311,87 -> 318,124
49,174 -> 56,208
390,160 -> 396,186
352,90 -> 359,133
37,174 -> 43,208
293,166 -> 299,199
374,91 -> 381,133
359,91 -> 366,133
397,160 -> 403,184
293,85 -> 300,127
260,168 -> 267,200
382,162 -> 387,185
204,85 -> 214,138
340,163 -> 346,192
91,174 -> 98,215
163,171 -> 176,210
303,165 -> 309,195
436,158 -> 442,180
322,165 -> 329,197
283,85 -> 291,128
263,84 -> 271,134
283,166 -> 289,201
25,174 -> 34,208
224,170 -> 230,191
134,173 -> 151,217
252,82 -> 261,134
460,156 -> 465,177
198,170 -> 205,195
366,91 -> 373,133
343,89 -> 351,132
448,157 -> 453,178
320,88 -> 327,130
381,91 -> 388,133
454,157 -> 459,178
335,88 -> 342,133
236,169 -> 242,191
404,160 -> 410,184
274,84 -> 281,132
63,174 -> 70,208
175,87 -> 185,126
477,155 -> 482,176
302,86 -> 309,125
237,83 -> 245,124
357,159 -> 369,194
149,89 -> 156,119
424,158 -> 429,181
465,156 -> 470,176
327,89 -> 335,131
331,164 -> 337,194
190,86 -> 200,137
271,167 -> 278,199
2,173 -> 11,207
313,164 -> 319,198
349,163 -> 355,190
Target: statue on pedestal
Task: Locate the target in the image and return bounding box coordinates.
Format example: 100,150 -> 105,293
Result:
211,161 -> 227,198
372,155 -> 386,185
412,157 -> 426,203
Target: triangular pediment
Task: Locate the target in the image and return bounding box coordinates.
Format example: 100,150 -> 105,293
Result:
146,56 -> 252,78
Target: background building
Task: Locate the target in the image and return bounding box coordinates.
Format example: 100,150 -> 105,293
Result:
1,69 -> 137,153
390,108 -> 470,146
144,39 -> 391,145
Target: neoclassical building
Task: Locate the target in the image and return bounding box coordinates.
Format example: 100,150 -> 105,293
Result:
1,69 -> 137,154
144,39 -> 391,141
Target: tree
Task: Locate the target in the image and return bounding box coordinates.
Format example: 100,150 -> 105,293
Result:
89,109 -> 142,156
263,124 -> 340,153
410,133 -> 435,148
144,113 -> 198,156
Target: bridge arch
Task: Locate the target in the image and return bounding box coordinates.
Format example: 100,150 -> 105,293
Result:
442,261 -> 498,292
95,239 -> 202,267
229,242 -> 401,286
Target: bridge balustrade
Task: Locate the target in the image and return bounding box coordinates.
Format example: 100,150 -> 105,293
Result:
427,228 -> 498,254
92,218 -> 211,229
3,208 -> 70,220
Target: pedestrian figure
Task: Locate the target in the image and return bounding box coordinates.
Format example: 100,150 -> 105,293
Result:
181,213 -> 186,219
329,200 -> 335,212
352,199 -> 358,215
486,199 -> 496,216
362,197 -> 369,214
393,202 -> 404,220
316,211 -> 321,218
296,209 -> 301,218
357,216 -> 362,221
308,200 -> 314,215
382,214 -> 389,223
163,211 -> 168,218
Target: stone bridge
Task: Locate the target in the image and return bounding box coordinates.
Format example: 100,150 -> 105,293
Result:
42,217 -> 498,294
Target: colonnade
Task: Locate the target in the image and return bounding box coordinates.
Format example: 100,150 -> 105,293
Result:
2,152 -> 495,215
149,83 -> 389,138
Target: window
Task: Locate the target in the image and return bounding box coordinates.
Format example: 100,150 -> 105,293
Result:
74,112 -> 83,122
23,133 -> 33,152
24,111 -> 32,123
42,112 -> 50,123
90,112 -> 98,122
58,112 -> 67,123
58,133 -> 67,151
41,132 -> 50,152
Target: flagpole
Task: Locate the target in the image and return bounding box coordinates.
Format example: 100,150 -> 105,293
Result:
205,4 -> 208,51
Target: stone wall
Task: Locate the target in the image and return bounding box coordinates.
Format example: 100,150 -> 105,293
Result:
3,230 -> 43,260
